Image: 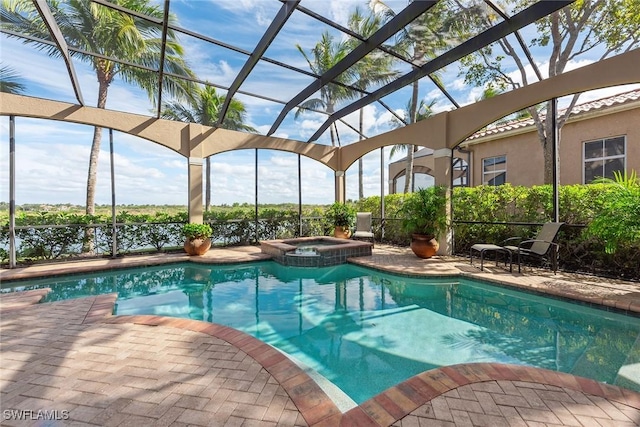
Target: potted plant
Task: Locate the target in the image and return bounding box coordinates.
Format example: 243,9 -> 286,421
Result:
397,186 -> 447,258
324,202 -> 356,238
182,223 -> 213,255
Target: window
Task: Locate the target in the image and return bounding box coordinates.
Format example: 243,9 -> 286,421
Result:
482,155 -> 506,185
583,136 -> 626,183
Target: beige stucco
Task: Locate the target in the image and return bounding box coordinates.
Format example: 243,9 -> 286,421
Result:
395,97 -> 639,189
460,100 -> 640,187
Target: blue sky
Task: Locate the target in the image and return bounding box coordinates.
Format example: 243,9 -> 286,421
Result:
1,0 -> 636,207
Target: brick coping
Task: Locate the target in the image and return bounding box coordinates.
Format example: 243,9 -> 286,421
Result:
2,291 -> 640,427
105,315 -> 640,427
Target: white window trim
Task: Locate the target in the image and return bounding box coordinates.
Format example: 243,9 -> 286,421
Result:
482,155 -> 507,186
582,135 -> 627,184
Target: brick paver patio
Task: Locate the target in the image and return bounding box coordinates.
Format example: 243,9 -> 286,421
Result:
1,246 -> 639,426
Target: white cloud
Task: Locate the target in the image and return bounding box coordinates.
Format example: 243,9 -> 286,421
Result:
164,159 -> 186,170
269,155 -> 297,168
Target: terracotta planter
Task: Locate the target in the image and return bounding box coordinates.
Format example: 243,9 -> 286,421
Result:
333,226 -> 352,239
410,234 -> 439,259
184,237 -> 212,256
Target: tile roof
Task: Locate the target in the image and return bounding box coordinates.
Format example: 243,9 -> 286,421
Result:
467,88 -> 640,141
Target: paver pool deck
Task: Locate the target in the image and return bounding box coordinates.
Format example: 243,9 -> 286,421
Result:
1,245 -> 639,426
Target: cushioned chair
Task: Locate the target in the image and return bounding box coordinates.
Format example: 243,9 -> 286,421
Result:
352,212 -> 374,245
503,222 -> 564,273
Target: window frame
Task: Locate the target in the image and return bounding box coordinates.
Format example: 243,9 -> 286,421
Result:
582,135 -> 626,184
482,155 -> 507,186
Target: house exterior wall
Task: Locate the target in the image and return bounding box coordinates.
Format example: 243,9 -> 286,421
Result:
558,107 -> 639,184
471,105 -> 640,186
392,101 -> 639,190
466,131 -> 543,186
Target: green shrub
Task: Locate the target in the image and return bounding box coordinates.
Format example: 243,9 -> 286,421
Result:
396,186 -> 447,237
585,171 -> 640,254
181,223 -> 213,240
324,202 -> 356,228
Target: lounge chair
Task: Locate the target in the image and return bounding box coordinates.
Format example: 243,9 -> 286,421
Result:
352,212 -> 375,246
503,222 -> 564,273
471,222 -> 564,273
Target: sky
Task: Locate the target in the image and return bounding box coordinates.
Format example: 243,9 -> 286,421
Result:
0,0 -> 637,207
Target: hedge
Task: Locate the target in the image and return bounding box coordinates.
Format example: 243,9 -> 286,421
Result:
1,183 -> 638,280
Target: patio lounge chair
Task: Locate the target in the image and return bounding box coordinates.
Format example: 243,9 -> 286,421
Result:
352,212 -> 375,245
503,222 -> 564,274
470,222 -> 564,273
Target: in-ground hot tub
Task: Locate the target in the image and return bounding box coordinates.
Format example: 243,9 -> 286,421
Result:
260,236 -> 373,267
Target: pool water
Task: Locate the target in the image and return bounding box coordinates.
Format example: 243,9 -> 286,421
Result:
3,261 -> 640,404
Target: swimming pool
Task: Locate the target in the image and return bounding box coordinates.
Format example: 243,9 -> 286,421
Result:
3,261 -> 639,405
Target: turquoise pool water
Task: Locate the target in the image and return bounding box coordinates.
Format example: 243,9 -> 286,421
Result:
3,261 -> 639,404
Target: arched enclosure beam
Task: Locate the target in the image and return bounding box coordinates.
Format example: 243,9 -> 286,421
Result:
393,166 -> 433,180
0,94 -> 190,156
200,129 -> 338,168
0,93 -> 339,169
443,49 -> 640,149
338,49 -> 640,171
2,49 -> 638,174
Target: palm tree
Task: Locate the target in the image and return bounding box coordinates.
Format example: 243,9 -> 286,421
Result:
374,0 -> 461,193
2,0 -> 194,220
389,98 -> 436,192
0,64 -> 26,94
295,32 -> 356,147
347,8 -> 399,199
161,86 -> 255,211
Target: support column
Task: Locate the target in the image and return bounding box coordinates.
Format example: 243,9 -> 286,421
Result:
298,154 -> 303,237
9,116 -> 16,268
334,171 -> 345,203
255,148 -> 259,243
188,157 -> 204,223
433,148 -> 453,255
187,123 -> 204,224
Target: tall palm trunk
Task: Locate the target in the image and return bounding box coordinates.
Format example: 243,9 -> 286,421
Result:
85,127 -> 103,217
84,76 -> 110,252
327,103 -> 338,147
403,78 -> 420,193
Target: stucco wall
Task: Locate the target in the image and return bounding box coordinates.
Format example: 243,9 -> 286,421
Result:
393,102 -> 639,189
464,104 -> 639,187
466,131 -> 543,186
559,107 -> 639,184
